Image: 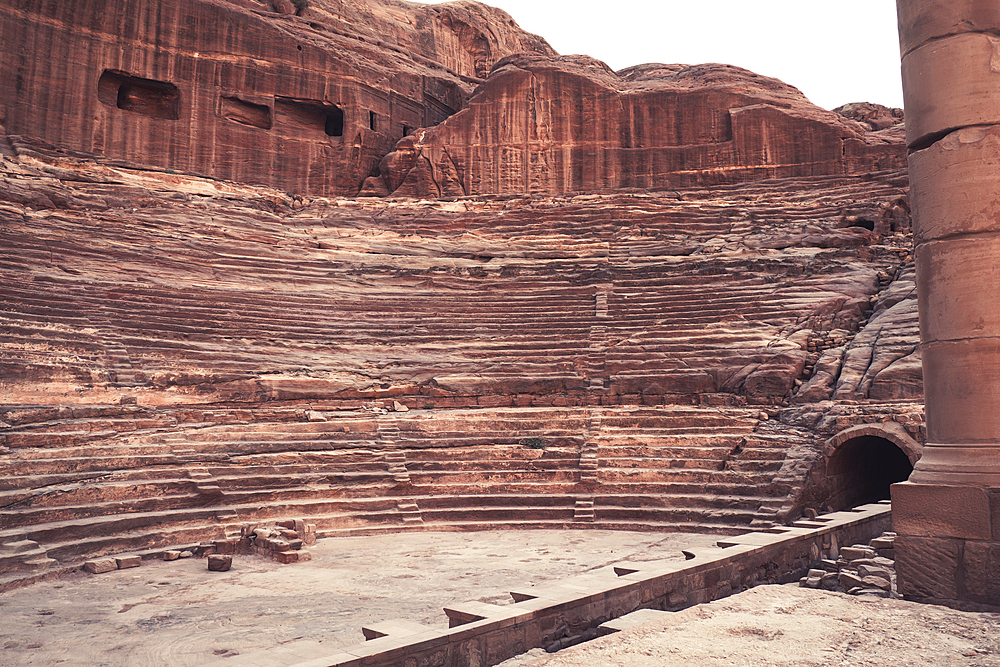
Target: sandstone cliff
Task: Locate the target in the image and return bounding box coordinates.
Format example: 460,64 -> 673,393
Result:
0,0 -> 552,197
365,54 -> 906,197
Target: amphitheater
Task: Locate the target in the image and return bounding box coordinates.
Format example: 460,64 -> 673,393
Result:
0,0 -> 962,665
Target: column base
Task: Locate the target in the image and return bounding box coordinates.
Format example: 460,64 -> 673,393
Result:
907,444 -> 1000,486
892,481 -> 1000,608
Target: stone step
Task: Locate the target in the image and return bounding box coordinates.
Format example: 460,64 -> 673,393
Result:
1,539 -> 39,554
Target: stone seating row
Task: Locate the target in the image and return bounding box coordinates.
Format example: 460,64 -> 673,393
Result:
0,407 -> 799,586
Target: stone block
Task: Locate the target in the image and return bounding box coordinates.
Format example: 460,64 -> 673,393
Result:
902,32 -> 1000,148
839,571 -> 864,590
115,555 -> 141,569
207,555 -> 232,572
273,550 -> 298,564
963,540 -> 1000,605
861,575 -> 891,591
894,535 -> 961,601
909,125 -> 1000,244
83,558 -> 117,574
892,482 -> 992,540
869,536 -> 894,550
916,237 -> 1000,346
991,489 -> 1000,541
839,546 -> 875,561
857,564 -> 893,580
898,0 -> 1000,53
214,540 -> 235,555
163,550 -> 181,561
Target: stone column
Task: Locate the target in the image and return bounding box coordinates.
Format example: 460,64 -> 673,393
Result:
891,0 -> 1000,607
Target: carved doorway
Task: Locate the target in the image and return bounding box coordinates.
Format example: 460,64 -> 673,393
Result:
825,434 -> 914,511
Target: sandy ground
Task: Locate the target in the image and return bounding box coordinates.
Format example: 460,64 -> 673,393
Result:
3,530 -> 999,667
0,530 -> 721,666
499,584 -> 1000,667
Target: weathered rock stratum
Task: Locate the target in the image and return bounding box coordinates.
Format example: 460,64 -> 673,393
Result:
0,0 -> 553,196
366,55 -> 906,197
1,0 -> 904,200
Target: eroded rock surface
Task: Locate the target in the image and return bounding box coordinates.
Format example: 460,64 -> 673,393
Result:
0,0 -> 553,196
368,55 -> 907,197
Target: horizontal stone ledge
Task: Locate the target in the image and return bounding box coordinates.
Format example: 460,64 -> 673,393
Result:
361,618 -> 438,640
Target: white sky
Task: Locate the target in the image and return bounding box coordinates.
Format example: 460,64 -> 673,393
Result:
430,0 -> 904,111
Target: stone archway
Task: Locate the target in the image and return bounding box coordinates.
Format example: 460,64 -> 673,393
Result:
821,423 -> 921,511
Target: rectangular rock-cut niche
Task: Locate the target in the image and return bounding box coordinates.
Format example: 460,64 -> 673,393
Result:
274,97 -> 344,137
220,95 -> 272,129
98,70 -> 180,120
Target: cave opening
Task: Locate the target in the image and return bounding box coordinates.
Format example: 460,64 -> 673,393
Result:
220,96 -> 272,130
274,97 -> 344,137
825,436 -> 913,511
325,107 -> 344,136
369,110 -> 377,132
98,70 -> 180,120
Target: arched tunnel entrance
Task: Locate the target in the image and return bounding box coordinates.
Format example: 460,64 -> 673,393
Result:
825,436 -> 914,511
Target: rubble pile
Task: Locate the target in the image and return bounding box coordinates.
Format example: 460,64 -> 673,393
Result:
800,531 -> 897,597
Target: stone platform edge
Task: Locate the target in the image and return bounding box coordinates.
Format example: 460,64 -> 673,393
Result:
207,502 -> 891,667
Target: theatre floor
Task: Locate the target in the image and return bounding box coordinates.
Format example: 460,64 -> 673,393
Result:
0,529 -> 723,666
4,529 -> 998,667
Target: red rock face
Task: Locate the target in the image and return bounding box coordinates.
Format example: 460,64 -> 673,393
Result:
368,55 -> 906,197
0,0 -> 553,196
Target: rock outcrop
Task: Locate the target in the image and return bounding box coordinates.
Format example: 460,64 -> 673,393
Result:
0,0 -> 553,196
365,54 -> 907,197
834,102 -> 905,132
